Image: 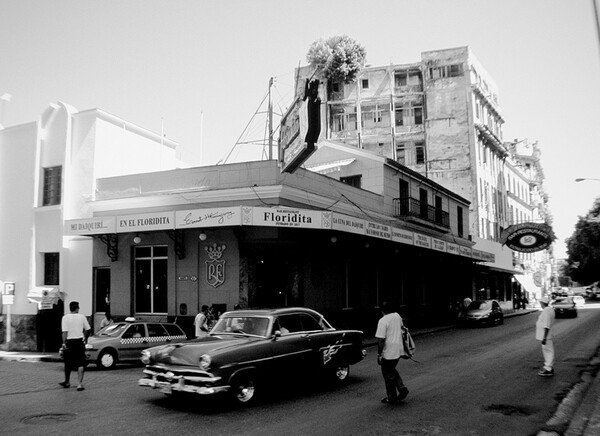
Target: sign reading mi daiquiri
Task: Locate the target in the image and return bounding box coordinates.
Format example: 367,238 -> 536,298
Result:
500,222 -> 556,253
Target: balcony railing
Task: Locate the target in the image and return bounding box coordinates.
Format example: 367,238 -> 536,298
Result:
393,197 -> 450,229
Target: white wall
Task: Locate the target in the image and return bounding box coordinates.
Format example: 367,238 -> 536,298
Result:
0,123 -> 38,314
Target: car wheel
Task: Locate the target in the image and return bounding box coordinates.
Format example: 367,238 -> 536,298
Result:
230,373 -> 256,405
97,350 -> 117,369
332,363 -> 350,382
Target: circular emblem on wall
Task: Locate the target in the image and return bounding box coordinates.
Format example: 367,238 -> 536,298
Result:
500,222 -> 555,253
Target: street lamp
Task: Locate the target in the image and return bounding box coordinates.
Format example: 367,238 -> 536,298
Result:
575,178 -> 600,182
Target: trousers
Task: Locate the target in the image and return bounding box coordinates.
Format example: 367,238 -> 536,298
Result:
541,339 -> 554,371
381,357 -> 405,400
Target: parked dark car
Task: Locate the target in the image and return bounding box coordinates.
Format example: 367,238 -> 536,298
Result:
138,307 -> 366,405
85,318 -> 187,369
553,297 -> 578,318
464,300 -> 504,326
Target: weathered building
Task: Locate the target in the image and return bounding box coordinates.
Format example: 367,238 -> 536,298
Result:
294,46 -> 551,302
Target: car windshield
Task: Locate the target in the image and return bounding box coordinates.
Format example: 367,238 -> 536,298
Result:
554,298 -> 573,304
211,316 -> 270,337
95,323 -> 129,337
467,301 -> 491,310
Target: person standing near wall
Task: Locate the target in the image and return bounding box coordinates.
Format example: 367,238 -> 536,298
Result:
60,301 -> 90,391
194,305 -> 210,338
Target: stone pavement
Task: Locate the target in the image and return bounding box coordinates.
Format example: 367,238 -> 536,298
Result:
1,308 -> 599,435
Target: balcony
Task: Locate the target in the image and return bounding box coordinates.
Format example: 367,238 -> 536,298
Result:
393,197 -> 450,230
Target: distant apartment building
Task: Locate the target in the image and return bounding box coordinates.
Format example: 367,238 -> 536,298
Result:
295,46 -> 550,300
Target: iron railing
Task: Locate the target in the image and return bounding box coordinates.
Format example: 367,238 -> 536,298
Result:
393,197 -> 450,228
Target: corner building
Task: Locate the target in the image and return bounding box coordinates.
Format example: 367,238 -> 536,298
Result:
295,46 -> 551,304
68,148 -> 491,338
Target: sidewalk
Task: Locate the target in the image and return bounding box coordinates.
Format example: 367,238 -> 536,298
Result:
2,308 -> 599,435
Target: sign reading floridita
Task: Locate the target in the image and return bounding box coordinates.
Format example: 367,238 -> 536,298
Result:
65,207 -> 493,262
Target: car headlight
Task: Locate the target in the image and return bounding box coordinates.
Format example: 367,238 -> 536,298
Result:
85,343 -> 93,350
199,354 -> 211,370
141,350 -> 151,365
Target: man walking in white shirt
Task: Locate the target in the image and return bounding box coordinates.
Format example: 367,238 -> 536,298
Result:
375,301 -> 409,404
536,296 -> 555,377
60,301 -> 91,391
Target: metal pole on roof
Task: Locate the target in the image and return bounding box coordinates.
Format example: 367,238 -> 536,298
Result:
268,77 -> 274,161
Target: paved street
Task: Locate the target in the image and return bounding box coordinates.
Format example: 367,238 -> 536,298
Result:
1,307 -> 600,436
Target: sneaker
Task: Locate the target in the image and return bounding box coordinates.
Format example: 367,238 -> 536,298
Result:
397,387 -> 409,401
381,397 -> 399,404
59,382 -> 70,388
76,386 -> 85,391
538,369 -> 554,377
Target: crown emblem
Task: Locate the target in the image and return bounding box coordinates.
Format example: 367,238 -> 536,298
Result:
205,243 -> 226,260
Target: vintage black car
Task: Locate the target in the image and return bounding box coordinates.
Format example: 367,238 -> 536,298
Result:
138,307 -> 366,404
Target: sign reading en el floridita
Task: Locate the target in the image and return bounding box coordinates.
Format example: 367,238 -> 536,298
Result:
500,222 -> 556,253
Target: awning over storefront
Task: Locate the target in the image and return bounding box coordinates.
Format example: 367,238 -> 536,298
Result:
514,274 -> 541,297
65,207 -> 494,263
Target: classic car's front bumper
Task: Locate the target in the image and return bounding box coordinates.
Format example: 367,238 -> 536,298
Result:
138,366 -> 228,395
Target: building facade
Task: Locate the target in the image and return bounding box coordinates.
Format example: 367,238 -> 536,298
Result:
64,146 -> 492,342
294,46 -> 551,303
0,102 -> 183,351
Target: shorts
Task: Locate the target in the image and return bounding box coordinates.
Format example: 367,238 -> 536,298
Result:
64,338 -> 86,369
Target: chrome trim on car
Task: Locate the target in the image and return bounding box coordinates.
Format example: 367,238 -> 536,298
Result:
139,366 -> 224,396
138,377 -> 229,395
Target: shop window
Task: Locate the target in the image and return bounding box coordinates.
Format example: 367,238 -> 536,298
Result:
42,166 -> 62,206
44,252 -> 59,285
134,246 -> 168,314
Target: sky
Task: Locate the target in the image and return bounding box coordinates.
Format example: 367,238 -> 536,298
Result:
1,0 -> 599,259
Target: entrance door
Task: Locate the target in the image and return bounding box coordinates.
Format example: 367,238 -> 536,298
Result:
94,267 -> 111,314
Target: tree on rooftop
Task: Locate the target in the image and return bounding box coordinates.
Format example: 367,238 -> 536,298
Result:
306,35 -> 366,83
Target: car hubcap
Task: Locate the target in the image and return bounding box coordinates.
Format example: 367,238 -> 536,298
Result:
236,381 -> 254,402
336,365 -> 349,380
101,354 -> 114,368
